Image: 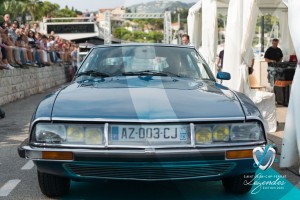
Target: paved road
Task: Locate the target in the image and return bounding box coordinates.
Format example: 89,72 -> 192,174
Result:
0,86 -> 300,200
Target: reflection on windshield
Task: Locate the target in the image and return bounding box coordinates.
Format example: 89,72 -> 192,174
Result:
76,45 -> 213,80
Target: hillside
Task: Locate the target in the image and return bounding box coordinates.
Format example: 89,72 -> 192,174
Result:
127,1 -> 195,13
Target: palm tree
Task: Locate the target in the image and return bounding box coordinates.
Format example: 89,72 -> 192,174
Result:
3,0 -> 27,21
41,1 -> 60,18
21,0 -> 44,21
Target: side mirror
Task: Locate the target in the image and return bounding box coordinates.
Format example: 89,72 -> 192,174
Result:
216,71 -> 231,80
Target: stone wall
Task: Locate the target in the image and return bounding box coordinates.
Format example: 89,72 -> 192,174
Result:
0,66 -> 71,106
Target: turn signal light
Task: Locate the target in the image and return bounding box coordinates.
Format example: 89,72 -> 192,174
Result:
226,150 -> 253,159
42,151 -> 73,160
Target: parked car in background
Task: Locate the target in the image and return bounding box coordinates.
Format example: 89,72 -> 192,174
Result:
18,44 -> 267,197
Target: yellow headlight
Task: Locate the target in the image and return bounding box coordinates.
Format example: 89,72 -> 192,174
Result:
67,126 -> 84,142
195,127 -> 212,144
85,128 -> 103,145
213,125 -> 230,141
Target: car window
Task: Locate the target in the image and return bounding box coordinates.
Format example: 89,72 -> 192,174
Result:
77,45 -> 213,80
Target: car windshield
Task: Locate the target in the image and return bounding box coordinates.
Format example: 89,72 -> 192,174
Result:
76,45 -> 214,80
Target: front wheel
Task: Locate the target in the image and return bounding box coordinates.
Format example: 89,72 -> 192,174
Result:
222,173 -> 255,194
38,171 -> 70,197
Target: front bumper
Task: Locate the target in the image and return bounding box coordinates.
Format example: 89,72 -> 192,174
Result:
18,139 -> 262,181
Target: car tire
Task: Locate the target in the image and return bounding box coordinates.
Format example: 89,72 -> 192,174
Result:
222,173 -> 254,194
38,171 -> 70,197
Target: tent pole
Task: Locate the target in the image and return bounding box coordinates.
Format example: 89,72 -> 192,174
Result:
261,15 -> 265,52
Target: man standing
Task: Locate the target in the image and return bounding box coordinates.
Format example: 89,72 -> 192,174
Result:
181,34 -> 191,46
215,49 -> 224,71
264,38 -> 283,86
264,38 -> 283,63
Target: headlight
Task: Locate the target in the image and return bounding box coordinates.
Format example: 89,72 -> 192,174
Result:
231,123 -> 263,141
85,127 -> 103,145
33,123 -> 104,145
35,124 -> 66,143
195,122 -> 264,145
213,125 -> 229,142
67,126 -> 84,143
195,127 -> 212,144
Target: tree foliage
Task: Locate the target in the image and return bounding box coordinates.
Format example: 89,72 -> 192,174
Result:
0,0 -> 78,22
112,27 -> 163,43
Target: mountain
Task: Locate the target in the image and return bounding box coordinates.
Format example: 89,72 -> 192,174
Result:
127,0 -> 195,13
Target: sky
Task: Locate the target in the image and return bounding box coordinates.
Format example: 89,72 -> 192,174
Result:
42,0 -> 197,12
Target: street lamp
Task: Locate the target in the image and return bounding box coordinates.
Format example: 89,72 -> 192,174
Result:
26,13 -> 32,22
16,16 -> 22,24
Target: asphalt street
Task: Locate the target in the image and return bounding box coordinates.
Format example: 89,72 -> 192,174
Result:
0,86 -> 300,200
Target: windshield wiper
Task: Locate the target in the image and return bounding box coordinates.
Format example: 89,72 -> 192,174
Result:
77,70 -> 110,78
122,70 -> 180,77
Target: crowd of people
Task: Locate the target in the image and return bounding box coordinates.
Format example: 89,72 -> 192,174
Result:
0,14 -> 78,70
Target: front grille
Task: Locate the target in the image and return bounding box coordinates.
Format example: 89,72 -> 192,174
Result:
64,162 -> 234,181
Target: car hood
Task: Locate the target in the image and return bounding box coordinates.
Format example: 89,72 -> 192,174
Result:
51,77 -> 245,121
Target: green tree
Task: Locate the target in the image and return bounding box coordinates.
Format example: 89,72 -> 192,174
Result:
2,0 -> 27,20
132,30 -> 146,40
53,8 -> 77,18
113,27 -> 131,39
18,0 -> 44,21
41,1 -> 60,18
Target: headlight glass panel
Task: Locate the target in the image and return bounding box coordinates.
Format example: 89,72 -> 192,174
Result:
33,123 -> 104,145
230,123 -> 262,141
32,122 -> 264,146
35,124 -> 66,143
195,122 -> 264,145
195,126 -> 212,144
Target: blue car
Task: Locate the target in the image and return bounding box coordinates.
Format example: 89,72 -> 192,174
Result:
18,44 -> 267,197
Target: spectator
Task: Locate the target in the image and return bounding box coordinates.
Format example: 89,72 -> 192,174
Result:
0,14 -> 10,29
47,35 -> 57,64
49,30 -> 55,37
181,34 -> 191,46
70,45 -> 78,72
264,38 -> 283,63
264,38 -> 283,87
8,22 -> 23,67
0,28 -> 14,69
31,22 -> 39,33
39,34 -> 51,66
2,28 -> 19,68
215,49 -> 224,71
15,28 -> 31,67
63,40 -> 71,64
27,30 -> 38,67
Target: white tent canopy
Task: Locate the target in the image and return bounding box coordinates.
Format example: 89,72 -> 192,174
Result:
187,1 -> 202,50
201,0 -> 218,74
280,0 -> 300,169
188,0 -> 299,169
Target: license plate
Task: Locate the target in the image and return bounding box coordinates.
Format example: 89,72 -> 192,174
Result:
109,124 -> 190,146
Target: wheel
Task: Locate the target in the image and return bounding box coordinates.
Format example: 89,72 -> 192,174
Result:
222,173 -> 254,194
37,171 -> 70,197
